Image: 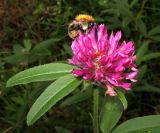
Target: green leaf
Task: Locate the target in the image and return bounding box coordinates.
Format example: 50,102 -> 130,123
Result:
142,52 -> 160,62
31,38 -> 60,53
6,63 -> 74,87
150,35 -> 160,42
100,96 -> 123,133
4,52 -> 29,64
133,84 -> 160,94
148,26 -> 160,36
13,44 -> 23,53
33,3 -> 45,15
60,89 -> 92,107
55,126 -> 72,133
130,0 -> 139,8
115,89 -> 128,110
24,39 -> 32,51
27,74 -> 81,125
137,65 -> 147,81
136,41 -> 149,65
138,20 -> 147,35
112,115 -> 160,133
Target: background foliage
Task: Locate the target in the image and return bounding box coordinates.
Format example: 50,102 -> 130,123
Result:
0,0 -> 160,132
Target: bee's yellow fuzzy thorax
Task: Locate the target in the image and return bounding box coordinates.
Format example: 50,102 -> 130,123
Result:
75,14 -> 94,22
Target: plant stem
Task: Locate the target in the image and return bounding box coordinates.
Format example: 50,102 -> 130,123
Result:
93,88 -> 99,133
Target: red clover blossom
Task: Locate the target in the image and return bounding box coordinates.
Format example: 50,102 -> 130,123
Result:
69,24 -> 138,96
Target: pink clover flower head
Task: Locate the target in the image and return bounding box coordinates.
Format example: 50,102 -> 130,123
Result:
68,24 -> 138,96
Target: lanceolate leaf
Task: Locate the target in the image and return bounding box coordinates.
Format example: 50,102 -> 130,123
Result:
138,20 -> 147,35
60,89 -> 92,107
112,115 -> 160,133
137,65 -> 147,81
27,74 -> 81,125
136,41 -> 149,65
148,25 -> 160,36
142,52 -> 160,62
31,38 -> 60,53
115,89 -> 128,110
6,63 -> 74,87
133,84 -> 160,94
100,96 -> 123,133
150,35 -> 160,42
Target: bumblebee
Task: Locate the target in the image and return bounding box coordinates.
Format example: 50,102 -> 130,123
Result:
68,14 -> 95,39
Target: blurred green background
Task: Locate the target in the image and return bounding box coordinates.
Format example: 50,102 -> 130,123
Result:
0,0 -> 160,132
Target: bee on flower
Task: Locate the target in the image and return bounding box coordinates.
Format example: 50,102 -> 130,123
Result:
68,14 -> 95,39
68,15 -> 138,96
